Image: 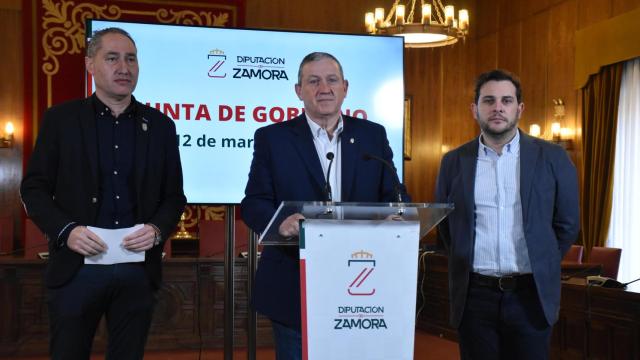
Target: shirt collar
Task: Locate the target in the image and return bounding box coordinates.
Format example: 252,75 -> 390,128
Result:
92,93 -> 137,118
478,129 -> 520,156
305,113 -> 344,139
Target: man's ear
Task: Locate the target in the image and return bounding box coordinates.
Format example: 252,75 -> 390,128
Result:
294,83 -> 302,100
517,102 -> 525,118
85,56 -> 94,75
343,79 -> 349,97
470,102 -> 478,120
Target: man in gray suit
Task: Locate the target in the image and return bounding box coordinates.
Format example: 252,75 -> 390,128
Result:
436,69 -> 579,359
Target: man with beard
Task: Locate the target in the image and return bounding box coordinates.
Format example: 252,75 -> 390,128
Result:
435,69 -> 579,359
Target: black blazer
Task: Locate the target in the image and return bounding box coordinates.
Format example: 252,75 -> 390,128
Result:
21,96 -> 186,289
241,114 -> 409,329
436,130 -> 580,327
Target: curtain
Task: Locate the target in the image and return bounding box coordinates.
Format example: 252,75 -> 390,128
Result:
581,63 -> 623,259
607,58 -> 640,282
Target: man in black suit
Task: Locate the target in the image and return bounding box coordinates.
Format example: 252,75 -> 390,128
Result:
241,52 -> 408,360
436,69 -> 579,359
20,27 -> 186,359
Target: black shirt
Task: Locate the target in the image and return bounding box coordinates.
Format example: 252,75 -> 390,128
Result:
92,94 -> 137,229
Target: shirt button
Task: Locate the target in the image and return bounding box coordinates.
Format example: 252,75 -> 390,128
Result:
115,121 -> 119,125
113,170 -> 118,175
115,221 -> 119,225
114,145 -> 119,149
116,195 -> 120,199
92,197 -> 97,203
100,112 -> 104,116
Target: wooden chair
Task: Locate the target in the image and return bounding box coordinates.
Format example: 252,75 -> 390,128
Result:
588,246 -> 622,280
562,244 -> 584,264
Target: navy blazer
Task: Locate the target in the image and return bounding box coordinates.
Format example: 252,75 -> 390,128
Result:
21,96 -> 186,289
241,114 -> 408,328
436,130 -> 579,327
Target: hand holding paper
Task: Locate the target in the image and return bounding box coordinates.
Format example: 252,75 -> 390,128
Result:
84,224 -> 145,265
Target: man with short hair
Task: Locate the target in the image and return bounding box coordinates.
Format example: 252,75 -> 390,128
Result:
21,27 -> 186,359
241,52 -> 408,359
436,69 -> 580,359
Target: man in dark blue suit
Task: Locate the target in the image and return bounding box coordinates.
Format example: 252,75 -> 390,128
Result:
436,69 -> 580,359
241,52 -> 408,359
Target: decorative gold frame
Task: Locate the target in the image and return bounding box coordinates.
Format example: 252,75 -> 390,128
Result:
404,96 -> 412,160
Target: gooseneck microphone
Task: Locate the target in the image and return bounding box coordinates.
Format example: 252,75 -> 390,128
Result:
362,153 -> 403,202
325,152 -> 335,202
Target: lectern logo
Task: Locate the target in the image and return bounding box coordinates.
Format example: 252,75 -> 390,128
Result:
347,250 -> 376,296
208,49 -> 227,78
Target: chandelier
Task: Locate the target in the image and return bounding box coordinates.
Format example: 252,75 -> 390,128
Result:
365,0 -> 469,48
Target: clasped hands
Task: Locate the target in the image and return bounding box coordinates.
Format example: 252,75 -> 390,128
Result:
67,224 -> 158,256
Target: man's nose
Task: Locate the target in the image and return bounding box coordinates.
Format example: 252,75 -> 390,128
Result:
318,80 -> 331,93
116,59 -> 130,74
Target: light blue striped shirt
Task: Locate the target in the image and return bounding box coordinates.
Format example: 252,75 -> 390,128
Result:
473,131 -> 531,276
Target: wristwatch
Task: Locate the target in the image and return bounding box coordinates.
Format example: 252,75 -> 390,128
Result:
149,224 -> 162,246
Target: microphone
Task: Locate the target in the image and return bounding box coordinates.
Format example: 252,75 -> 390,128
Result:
325,152 -> 335,202
362,153 -> 403,202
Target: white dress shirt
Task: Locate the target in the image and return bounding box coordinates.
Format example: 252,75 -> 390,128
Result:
473,130 -> 532,276
306,115 -> 343,202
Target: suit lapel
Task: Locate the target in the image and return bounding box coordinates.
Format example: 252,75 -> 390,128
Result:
519,131 -> 538,225
340,117 -> 357,201
134,103 -> 150,196
80,98 -> 99,189
460,140 -> 478,233
290,115 -> 326,192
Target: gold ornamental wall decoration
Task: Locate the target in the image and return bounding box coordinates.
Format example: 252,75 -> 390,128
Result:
40,0 -> 232,107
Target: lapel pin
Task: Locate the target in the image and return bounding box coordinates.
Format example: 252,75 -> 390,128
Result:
350,138 -> 355,144
142,123 -> 148,131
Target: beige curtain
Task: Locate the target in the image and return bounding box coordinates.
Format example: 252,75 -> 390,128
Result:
581,63 -> 623,258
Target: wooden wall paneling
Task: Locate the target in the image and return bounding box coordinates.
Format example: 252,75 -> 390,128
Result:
403,49 -> 442,202
519,11 -> 549,129
522,0 -> 552,18
497,22 -> 522,76
476,0 -> 501,37
475,33 -> 499,75
547,0 -> 578,139
497,0 -> 524,29
577,0 -> 613,28
0,7 -> 24,252
612,0 -> 640,15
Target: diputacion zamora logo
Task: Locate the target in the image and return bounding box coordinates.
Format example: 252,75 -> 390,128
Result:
333,250 -> 387,330
207,49 -> 227,78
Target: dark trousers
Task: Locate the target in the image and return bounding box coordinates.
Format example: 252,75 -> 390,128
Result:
458,275 -> 552,360
47,263 -> 156,360
271,319 -> 302,360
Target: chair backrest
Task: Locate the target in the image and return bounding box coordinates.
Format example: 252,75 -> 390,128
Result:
588,246 -> 622,280
562,245 -> 584,264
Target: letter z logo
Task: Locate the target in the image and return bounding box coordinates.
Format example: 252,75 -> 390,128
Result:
208,54 -> 226,78
347,259 -> 376,296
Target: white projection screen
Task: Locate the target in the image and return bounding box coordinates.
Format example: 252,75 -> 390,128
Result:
87,20 -> 405,204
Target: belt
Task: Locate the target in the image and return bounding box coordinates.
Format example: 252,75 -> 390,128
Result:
469,273 -> 535,292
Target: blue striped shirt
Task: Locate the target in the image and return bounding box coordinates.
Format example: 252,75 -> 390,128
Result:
473,131 -> 532,275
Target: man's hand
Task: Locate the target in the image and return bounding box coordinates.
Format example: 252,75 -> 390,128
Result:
278,213 -> 306,237
122,224 -> 158,252
67,226 -> 107,256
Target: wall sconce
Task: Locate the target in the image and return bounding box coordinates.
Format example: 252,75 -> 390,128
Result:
0,122 -> 14,148
527,99 -> 574,150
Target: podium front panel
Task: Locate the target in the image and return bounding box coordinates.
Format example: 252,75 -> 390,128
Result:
299,219 -> 420,360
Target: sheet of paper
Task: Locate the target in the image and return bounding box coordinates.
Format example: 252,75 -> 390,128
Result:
84,224 -> 145,265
